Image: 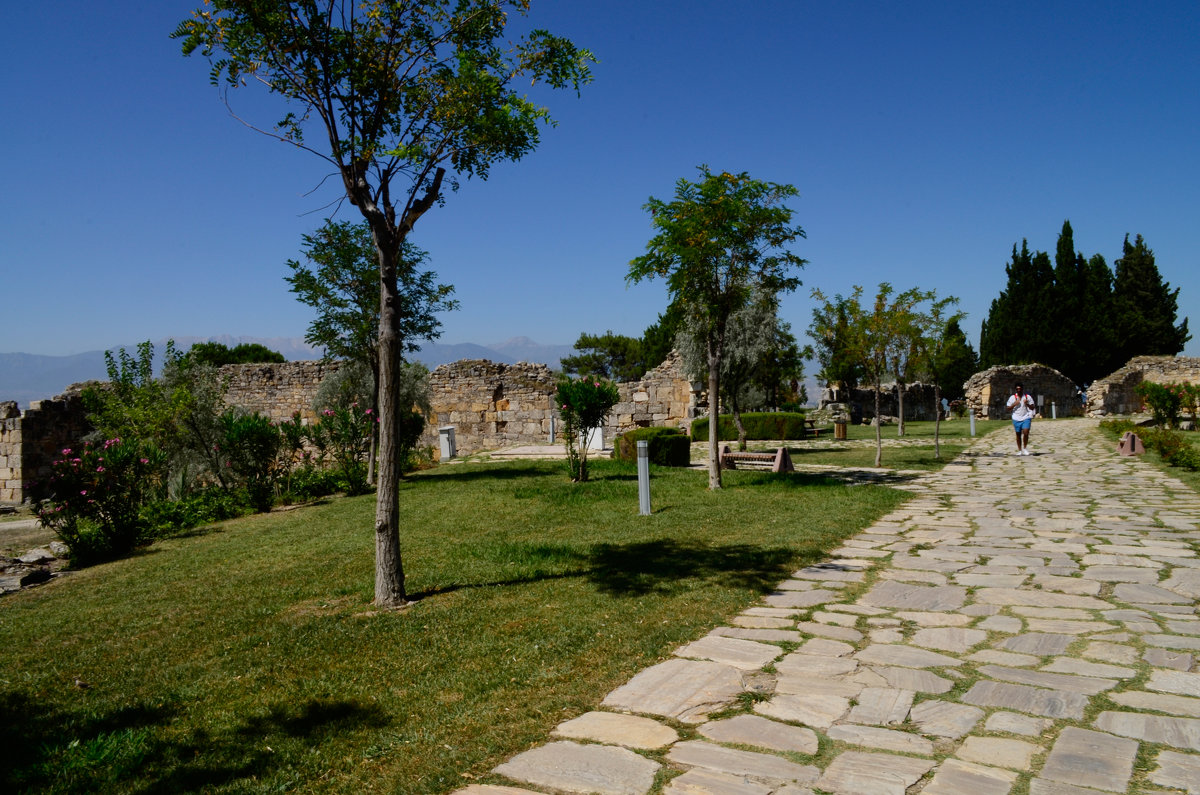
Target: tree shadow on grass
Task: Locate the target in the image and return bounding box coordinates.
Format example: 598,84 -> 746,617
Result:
0,691 -> 389,794
408,538 -> 799,603
586,539 -> 798,598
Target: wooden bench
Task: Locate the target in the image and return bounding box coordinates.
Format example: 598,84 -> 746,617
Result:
720,445 -> 794,473
804,419 -> 820,438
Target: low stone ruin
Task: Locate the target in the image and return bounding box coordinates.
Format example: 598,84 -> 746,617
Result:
1085,356 -> 1200,417
963,364 -> 1082,419
1,541 -> 69,595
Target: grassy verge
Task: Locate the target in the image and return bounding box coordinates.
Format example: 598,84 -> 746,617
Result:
0,458 -> 912,794
1097,419 -> 1200,493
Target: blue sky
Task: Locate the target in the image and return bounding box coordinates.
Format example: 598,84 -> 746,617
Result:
3,1 -> 1197,360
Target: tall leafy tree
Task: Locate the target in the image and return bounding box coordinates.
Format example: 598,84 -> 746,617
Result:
177,1 -> 594,607
809,297 -> 862,394
1080,253 -> 1117,382
911,293 -> 965,459
629,167 -> 805,489
884,287 -> 927,437
676,288 -> 784,451
286,219 -> 455,483
1112,233 -> 1191,363
285,219 -> 456,400
560,331 -> 649,382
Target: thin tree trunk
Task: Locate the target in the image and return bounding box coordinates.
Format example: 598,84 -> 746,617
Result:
373,240 -> 406,608
933,383 -> 942,459
707,344 -> 722,490
896,382 -> 906,437
874,383 -> 883,467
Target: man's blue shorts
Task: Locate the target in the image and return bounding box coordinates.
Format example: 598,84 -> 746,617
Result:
1013,418 -> 1031,432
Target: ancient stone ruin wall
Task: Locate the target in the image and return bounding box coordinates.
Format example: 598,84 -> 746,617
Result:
964,364 -> 1083,419
421,352 -> 696,457
812,383 -> 942,424
2,357 -> 695,501
422,359 -> 559,456
218,360 -> 342,424
1086,356 -> 1200,417
0,391 -> 92,503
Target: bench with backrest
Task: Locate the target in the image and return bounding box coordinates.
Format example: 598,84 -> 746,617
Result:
719,445 -> 794,473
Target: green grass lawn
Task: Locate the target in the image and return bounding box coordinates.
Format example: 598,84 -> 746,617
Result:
0,457 -> 915,794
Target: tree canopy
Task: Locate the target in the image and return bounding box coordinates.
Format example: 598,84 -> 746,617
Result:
186,342 -> 286,367
177,0 -> 594,607
629,167 -> 805,489
979,223 -> 1189,385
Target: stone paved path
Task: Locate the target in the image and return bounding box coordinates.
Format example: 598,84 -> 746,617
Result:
454,419 -> 1200,795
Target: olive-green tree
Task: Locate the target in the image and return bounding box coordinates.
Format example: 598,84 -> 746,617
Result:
177,0 -> 594,607
629,167 -> 805,489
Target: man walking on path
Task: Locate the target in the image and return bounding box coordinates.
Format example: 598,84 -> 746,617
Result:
1007,382 -> 1036,455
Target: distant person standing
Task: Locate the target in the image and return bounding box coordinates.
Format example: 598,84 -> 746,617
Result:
1007,383 -> 1036,456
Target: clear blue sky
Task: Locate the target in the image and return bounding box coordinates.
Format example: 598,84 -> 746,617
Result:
3,1 -> 1197,359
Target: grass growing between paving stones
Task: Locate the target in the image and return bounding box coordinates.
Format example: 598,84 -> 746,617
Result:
0,458 -> 910,794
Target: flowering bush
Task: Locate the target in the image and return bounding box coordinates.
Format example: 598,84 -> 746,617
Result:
555,377 -> 620,482
35,438 -> 166,564
1137,381 -> 1185,428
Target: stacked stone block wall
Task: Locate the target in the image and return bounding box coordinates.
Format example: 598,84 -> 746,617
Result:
0,392 -> 92,503
1086,356 -> 1200,416
421,352 -> 696,457
964,364 -> 1083,419
218,361 -> 342,425
2,356 -> 696,501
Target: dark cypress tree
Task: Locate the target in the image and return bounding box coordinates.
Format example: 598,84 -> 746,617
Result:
980,241 -> 1051,368
1112,234 -> 1191,363
1050,221 -> 1088,380
1079,253 -> 1117,383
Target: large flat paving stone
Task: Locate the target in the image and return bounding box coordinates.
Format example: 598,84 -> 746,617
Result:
675,635 -> 782,670
666,740 -> 819,787
1148,668 -> 1200,698
859,580 -> 967,611
697,714 -> 818,755
922,758 -> 1018,795
911,626 -> 988,652
602,658 -> 744,724
998,632 -> 1075,656
1094,710 -> 1200,752
853,644 -> 962,669
867,664 -> 953,694
814,751 -> 934,795
1113,582 -> 1194,604
493,740 -> 660,795
957,736 -> 1040,770
826,723 -> 933,755
975,588 -> 1111,609
764,589 -> 840,608
754,692 -> 849,729
1109,690 -> 1200,718
974,664 -> 1117,695
961,680 -> 1089,719
1038,727 -> 1137,793
907,699 -> 984,738
553,711 -> 678,749
845,687 -> 913,725
662,768 -> 774,795
1149,749 -> 1200,794
453,787 -> 546,795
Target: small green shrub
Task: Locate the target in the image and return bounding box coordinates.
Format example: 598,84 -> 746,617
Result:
614,427 -> 692,467
690,412 -> 809,442
1136,381 -> 1183,428
1099,418 -> 1137,439
1166,444 -> 1200,471
142,489 -> 247,535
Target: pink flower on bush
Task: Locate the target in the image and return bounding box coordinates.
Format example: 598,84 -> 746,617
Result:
62,448 -> 71,455
140,458 -> 149,464
96,466 -> 105,473
80,490 -> 87,496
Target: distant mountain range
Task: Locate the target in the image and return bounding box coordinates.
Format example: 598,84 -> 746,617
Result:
0,335 -> 574,409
